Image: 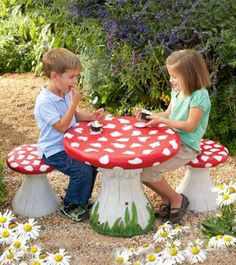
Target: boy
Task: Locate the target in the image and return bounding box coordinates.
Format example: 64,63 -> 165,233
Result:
34,48 -> 105,221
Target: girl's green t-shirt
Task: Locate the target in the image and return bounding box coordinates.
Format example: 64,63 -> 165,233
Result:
169,88 -> 211,152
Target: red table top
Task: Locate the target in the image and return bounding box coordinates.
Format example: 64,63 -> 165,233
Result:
63,116 -> 181,169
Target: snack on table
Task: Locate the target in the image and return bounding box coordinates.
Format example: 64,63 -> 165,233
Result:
90,120 -> 103,133
140,109 -> 152,121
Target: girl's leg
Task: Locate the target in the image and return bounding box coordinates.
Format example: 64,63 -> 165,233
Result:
144,178 -> 182,209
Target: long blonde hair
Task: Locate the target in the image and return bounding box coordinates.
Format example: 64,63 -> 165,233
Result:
166,49 -> 211,96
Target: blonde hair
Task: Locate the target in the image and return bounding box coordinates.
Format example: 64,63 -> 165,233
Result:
42,48 -> 82,78
166,49 -> 211,95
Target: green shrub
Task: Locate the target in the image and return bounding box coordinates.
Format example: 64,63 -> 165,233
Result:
0,0 -> 235,153
0,140 -> 7,203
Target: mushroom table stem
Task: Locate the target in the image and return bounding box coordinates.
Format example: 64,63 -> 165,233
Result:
90,168 -> 155,237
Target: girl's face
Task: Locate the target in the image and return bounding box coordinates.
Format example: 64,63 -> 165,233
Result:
167,67 -> 181,91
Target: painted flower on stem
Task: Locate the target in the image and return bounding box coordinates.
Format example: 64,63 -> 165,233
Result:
17,218 -> 40,240
0,210 -> 15,228
47,248 -> 71,265
184,240 -> 207,264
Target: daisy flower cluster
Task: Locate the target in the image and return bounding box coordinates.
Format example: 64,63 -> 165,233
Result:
0,210 -> 71,265
114,219 -> 236,265
212,181 -> 236,208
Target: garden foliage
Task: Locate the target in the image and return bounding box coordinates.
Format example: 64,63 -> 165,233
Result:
0,0 -> 235,153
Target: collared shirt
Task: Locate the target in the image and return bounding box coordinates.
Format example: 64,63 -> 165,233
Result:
34,85 -> 76,158
169,88 -> 211,152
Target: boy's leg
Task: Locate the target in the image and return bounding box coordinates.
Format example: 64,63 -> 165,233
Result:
42,151 -> 95,206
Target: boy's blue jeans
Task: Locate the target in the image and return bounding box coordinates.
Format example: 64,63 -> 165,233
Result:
42,151 -> 97,206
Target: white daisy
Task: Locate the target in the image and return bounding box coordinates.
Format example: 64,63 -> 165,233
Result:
216,192 -> 235,207
136,242 -> 154,255
165,239 -> 182,249
184,240 -> 207,264
0,247 -> 22,264
154,222 -> 173,243
0,210 -> 15,228
46,248 -> 71,265
9,235 -> 27,255
0,226 -> 14,245
114,248 -> 132,264
144,253 -> 161,265
226,183 -> 236,202
28,245 -> 42,257
16,218 -> 40,240
222,235 -> 236,247
208,235 -> 225,249
170,225 -> 190,237
212,184 -> 225,194
161,246 -> 185,264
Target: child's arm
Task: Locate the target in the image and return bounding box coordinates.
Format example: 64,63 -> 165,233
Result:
75,108 -> 105,122
147,107 -> 203,132
134,103 -> 172,120
52,88 -> 82,132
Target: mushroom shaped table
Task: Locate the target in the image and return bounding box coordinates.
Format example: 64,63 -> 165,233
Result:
64,116 -> 181,237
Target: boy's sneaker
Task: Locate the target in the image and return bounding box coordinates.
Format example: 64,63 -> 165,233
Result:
60,204 -> 89,222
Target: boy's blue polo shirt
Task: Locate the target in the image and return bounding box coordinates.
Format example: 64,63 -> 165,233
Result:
34,85 -> 76,158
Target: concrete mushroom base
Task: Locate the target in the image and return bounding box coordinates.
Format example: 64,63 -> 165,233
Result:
176,167 -> 217,212
90,168 -> 155,237
12,174 -> 60,217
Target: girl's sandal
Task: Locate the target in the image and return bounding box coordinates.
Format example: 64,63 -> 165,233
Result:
155,203 -> 170,220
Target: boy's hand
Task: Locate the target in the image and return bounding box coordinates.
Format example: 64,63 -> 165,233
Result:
93,108 -> 105,120
134,107 -> 141,120
70,87 -> 83,105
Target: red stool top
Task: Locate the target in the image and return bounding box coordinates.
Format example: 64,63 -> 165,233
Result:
188,139 -> 229,168
6,144 -> 53,174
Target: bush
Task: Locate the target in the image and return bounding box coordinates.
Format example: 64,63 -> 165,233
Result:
0,0 -> 235,154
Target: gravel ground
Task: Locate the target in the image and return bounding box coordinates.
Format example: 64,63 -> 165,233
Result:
0,73 -> 236,265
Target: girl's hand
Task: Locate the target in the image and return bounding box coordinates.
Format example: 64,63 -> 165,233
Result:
146,116 -> 163,127
93,108 -> 105,120
134,107 -> 141,120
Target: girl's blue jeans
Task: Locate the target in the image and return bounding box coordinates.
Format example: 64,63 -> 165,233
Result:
42,151 -> 97,206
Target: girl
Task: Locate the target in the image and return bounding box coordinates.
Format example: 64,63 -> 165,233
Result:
135,49 -> 211,223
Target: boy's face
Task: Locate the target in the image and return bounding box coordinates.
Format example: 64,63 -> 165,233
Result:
52,68 -> 80,94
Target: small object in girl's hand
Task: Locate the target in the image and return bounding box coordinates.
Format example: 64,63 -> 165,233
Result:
90,120 -> 103,133
140,109 -> 152,121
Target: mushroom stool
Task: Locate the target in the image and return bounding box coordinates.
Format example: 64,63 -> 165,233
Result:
6,144 -> 60,217
176,139 -> 229,212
